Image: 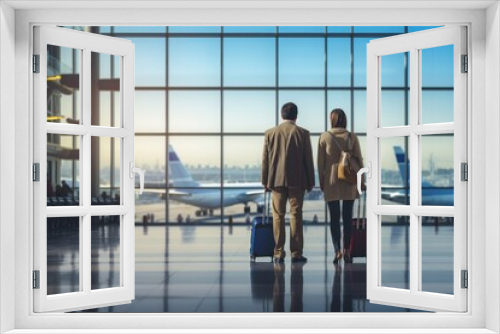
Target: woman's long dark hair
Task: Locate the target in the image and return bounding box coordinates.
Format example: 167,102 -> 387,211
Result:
330,108 -> 347,128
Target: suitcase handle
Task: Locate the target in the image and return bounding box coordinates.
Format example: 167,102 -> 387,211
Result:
262,190 -> 271,223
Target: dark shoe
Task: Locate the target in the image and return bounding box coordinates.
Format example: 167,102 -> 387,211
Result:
343,250 -> 352,264
273,257 -> 284,263
291,256 -> 308,263
333,250 -> 343,264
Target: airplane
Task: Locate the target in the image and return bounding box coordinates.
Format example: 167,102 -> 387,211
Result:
144,145 -> 265,217
381,146 -> 454,206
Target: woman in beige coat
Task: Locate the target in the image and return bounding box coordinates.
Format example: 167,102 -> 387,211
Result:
318,108 -> 364,264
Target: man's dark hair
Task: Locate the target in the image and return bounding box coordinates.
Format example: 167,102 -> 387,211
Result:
281,102 -> 298,120
330,108 -> 347,128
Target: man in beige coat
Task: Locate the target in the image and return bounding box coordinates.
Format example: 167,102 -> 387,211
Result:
262,102 -> 315,263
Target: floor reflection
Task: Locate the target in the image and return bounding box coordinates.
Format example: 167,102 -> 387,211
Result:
47,224 -> 449,312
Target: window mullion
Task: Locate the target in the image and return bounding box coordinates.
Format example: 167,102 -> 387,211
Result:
409,47 -> 420,295
82,47 -> 92,295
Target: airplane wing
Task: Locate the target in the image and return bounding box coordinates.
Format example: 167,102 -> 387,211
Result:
139,187 -> 192,198
169,189 -> 191,197
234,189 -> 265,204
381,187 -> 408,204
245,189 -> 265,196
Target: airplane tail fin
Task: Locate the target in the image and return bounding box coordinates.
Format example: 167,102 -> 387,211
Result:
394,146 -> 408,183
168,145 -> 199,187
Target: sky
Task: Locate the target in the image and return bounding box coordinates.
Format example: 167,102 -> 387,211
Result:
54,26 -> 454,173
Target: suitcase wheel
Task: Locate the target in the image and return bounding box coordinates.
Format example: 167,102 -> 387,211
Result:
250,256 -> 256,262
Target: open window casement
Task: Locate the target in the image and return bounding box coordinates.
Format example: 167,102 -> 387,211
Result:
33,26 -> 142,312
365,26 -> 467,312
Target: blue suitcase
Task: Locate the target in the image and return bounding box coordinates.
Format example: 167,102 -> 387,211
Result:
250,192 -> 275,262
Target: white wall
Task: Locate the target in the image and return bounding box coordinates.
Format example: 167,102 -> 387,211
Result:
0,2 -> 16,334
485,2 -> 500,333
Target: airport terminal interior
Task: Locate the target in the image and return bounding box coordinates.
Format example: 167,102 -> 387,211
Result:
46,25 -> 454,312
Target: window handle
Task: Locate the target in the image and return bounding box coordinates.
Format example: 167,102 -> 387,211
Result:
357,162 -> 371,195
129,162 -> 145,195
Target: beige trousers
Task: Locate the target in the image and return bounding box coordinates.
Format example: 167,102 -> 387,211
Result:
271,187 -> 305,259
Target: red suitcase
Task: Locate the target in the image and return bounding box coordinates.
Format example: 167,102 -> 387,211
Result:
349,192 -> 366,258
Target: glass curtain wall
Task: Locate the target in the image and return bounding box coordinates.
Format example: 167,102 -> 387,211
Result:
64,26 -> 447,225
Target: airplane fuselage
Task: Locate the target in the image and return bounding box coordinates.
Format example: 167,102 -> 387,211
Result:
167,183 -> 264,210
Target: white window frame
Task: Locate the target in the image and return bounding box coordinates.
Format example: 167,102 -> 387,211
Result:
1,2 -> 498,334
366,26 -> 468,312
33,26 -> 136,313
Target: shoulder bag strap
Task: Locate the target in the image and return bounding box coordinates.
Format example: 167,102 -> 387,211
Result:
345,131 -> 353,152
327,131 -> 344,152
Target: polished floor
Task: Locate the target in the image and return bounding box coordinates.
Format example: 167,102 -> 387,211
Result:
43,221 -> 455,313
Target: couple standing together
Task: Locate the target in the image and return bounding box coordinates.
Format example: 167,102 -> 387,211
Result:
261,102 -> 364,264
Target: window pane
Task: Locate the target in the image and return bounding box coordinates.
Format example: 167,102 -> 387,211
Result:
47,134 -> 80,205
223,136 -> 263,220
303,192 -> 326,224
114,26 -> 166,33
421,91 -> 454,124
135,136 -> 166,173
168,136 -> 221,184
222,188 -> 261,224
279,38 -> 325,87
95,91 -> 121,128
224,26 -> 275,33
305,134 -> 325,225
354,38 -> 377,87
278,91 -> 325,133
47,217 -> 80,295
224,136 -> 263,177
91,137 -> 121,204
91,216 -> 121,290
327,91 -> 351,130
358,135 -> 366,165
91,52 -> 121,127
354,26 -> 405,33
169,38 -> 221,86
381,91 -> 407,128
135,136 -> 166,223
223,38 -> 275,87
224,91 -> 275,132
421,216 -> 454,295
130,38 -> 166,87
169,188 -> 222,224
421,134 -> 454,206
135,91 -> 165,133
408,26 -> 441,33
327,38 -> 351,87
353,90 -> 366,133
381,52 -> 407,88
381,137 -> 409,206
381,215 -> 410,290
421,45 -> 454,124
279,26 -> 325,33
47,45 -> 80,124
421,45 -> 454,87
327,26 -> 351,33
169,26 -> 221,33
310,134 -> 320,175
169,91 -> 221,132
